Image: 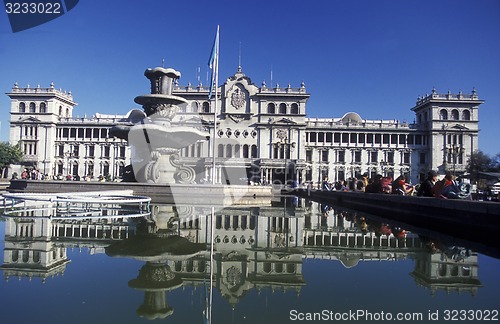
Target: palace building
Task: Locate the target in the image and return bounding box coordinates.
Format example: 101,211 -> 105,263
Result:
7,67 -> 483,185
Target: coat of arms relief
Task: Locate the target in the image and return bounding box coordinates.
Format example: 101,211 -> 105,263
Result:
230,88 -> 246,109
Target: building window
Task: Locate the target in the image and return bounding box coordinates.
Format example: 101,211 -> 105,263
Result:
366,134 -> 373,144
279,103 -> 287,114
104,146 -> 110,158
439,109 -> 448,120
40,102 -> 46,113
243,144 -> 249,158
318,132 -> 324,142
70,129 -> 76,138
203,102 -> 210,113
59,106 -> 63,115
58,145 -> 64,157
119,146 -> 126,158
358,133 -> 365,143
218,144 -> 224,157
399,134 -> 406,144
387,151 -> 394,164
350,133 -> 357,144
88,145 -> 95,157
462,109 -> 471,120
321,150 -> 328,162
290,103 -> 299,114
375,134 -> 381,144
251,145 -> 258,158
226,144 -> 232,158
354,151 -> 361,163
383,134 -> 389,144
267,103 -> 275,114
370,151 -> 378,164
29,102 -> 36,113
191,102 -> 199,112
326,133 -> 332,143
338,150 -> 345,163
451,109 -> 459,120
19,102 -> 26,112
403,152 -> 410,164
341,133 -> 349,143
334,133 -> 340,143
306,150 -> 312,162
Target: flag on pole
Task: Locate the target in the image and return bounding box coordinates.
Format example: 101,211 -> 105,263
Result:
208,25 -> 219,99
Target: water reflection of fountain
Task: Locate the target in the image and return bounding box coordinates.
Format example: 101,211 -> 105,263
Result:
105,206 -> 208,320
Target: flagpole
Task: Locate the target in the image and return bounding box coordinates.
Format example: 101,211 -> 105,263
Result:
210,25 -> 219,186
208,24 -> 219,324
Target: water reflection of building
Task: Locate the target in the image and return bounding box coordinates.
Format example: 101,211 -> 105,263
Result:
1,200 -> 483,303
1,206 -> 138,282
411,247 -> 481,296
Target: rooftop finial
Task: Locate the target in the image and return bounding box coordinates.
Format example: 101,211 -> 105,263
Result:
162,58 -> 165,67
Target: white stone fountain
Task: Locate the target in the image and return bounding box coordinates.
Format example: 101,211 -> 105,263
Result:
111,67 -> 207,184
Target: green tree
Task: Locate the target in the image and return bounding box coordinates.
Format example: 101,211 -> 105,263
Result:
466,150 -> 496,181
0,142 -> 23,178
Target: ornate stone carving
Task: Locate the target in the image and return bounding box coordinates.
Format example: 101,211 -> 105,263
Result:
231,88 -> 246,109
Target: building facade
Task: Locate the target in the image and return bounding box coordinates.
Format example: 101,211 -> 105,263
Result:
7,67 -> 483,185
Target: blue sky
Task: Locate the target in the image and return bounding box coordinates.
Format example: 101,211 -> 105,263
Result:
1,0 -> 499,155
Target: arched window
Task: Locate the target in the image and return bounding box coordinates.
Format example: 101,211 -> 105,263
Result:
39,102 -> 46,113
234,144 -> 240,158
451,109 -> 459,120
243,144 -> 249,158
66,108 -> 70,117
251,145 -> 258,158
291,103 -> 299,114
191,102 -> 199,112
29,102 -> 36,113
218,144 -> 224,157
59,105 -> 63,115
267,103 -> 275,114
226,144 -> 232,158
203,102 -> 210,113
279,103 -> 287,114
462,109 -> 471,120
19,102 -> 26,112
439,109 -> 448,120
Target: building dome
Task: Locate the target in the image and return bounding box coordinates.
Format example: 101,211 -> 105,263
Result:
125,109 -> 147,123
341,112 -> 363,124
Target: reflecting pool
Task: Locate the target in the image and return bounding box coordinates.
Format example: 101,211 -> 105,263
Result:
1,197 -> 499,323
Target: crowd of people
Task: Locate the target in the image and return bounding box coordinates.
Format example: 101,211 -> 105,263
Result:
13,169 -> 112,182
319,170 -> 469,200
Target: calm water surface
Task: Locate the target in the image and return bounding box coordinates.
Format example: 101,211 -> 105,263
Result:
1,198 -> 499,323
